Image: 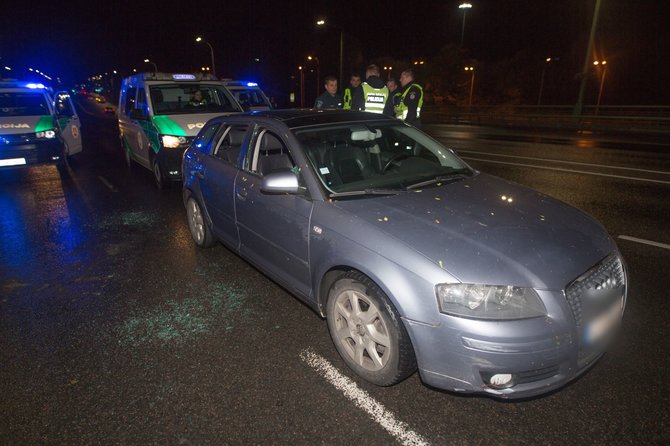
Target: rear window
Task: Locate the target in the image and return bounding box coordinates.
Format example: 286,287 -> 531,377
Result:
0,92 -> 50,116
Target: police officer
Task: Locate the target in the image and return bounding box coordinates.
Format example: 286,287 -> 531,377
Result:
314,75 -> 343,109
396,68 -> 424,128
342,74 -> 361,110
351,64 -> 389,114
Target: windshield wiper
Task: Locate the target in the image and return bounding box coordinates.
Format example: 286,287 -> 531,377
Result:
329,188 -> 402,199
405,169 -> 472,190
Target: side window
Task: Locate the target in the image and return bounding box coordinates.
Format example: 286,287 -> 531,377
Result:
248,130 -> 296,176
213,124 -> 248,164
56,93 -> 74,116
136,88 -> 147,114
192,123 -> 220,153
125,87 -> 137,115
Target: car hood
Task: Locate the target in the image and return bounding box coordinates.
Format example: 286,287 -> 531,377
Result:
331,173 -> 615,290
152,113 -> 237,137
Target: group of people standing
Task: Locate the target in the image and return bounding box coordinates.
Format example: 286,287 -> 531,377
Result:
313,64 -> 423,128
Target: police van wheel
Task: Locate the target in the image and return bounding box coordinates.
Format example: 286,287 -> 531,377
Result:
123,147 -> 132,167
153,159 -> 167,190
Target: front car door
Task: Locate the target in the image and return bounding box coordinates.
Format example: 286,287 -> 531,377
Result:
54,91 -> 82,156
234,125 -> 313,298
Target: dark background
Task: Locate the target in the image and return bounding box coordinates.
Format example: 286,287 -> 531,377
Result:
1,0 -> 669,105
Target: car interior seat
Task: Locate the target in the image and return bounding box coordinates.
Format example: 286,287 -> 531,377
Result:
257,134 -> 293,175
327,142 -> 375,184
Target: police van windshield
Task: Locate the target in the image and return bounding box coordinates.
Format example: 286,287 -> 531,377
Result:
233,89 -> 272,110
0,92 -> 51,117
149,84 -> 241,115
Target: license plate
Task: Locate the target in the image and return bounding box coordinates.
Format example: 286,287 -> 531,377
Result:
584,297 -> 623,345
0,157 -> 27,167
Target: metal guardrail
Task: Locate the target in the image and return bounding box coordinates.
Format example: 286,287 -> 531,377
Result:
423,105 -> 670,134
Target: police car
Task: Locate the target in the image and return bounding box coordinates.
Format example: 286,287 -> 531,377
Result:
222,80 -> 273,111
0,80 -> 82,169
118,72 -> 243,189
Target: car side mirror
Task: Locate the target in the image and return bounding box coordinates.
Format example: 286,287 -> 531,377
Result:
261,170 -> 301,194
129,108 -> 147,120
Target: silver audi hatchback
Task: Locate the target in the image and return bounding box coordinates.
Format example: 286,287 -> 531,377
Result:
182,110 -> 626,399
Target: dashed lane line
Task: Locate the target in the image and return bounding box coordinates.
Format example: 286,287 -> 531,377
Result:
618,235 -> 670,251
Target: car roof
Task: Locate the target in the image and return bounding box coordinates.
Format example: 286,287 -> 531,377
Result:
219,109 -> 396,130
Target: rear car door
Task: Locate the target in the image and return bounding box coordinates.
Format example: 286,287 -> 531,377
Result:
54,92 -> 82,156
234,126 -> 313,298
198,122 -> 250,248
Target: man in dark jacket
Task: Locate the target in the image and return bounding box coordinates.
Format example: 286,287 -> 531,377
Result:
350,64 -> 389,114
314,75 -> 343,109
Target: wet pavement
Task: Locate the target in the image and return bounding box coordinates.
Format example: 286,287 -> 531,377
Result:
1,102 -> 669,444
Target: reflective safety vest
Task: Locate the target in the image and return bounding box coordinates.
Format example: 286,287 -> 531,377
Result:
343,88 -> 352,110
395,83 -> 423,120
362,83 -> 389,114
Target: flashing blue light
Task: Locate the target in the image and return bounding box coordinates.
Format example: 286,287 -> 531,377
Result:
173,74 -> 196,80
246,82 -> 258,87
25,83 -> 46,89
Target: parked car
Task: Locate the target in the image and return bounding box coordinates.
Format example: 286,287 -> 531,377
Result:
182,109 -> 627,399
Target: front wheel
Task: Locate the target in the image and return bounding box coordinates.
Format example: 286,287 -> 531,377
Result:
326,271 -> 416,386
186,197 -> 215,248
153,158 -> 167,190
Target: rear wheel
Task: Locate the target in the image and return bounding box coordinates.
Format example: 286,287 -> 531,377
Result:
326,271 -> 416,386
186,197 -> 215,248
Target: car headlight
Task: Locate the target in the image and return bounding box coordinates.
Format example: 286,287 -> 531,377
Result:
161,135 -> 187,148
36,129 -> 56,139
435,283 -> 546,320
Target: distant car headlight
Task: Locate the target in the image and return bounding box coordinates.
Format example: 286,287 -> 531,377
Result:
36,130 -> 56,139
161,135 -> 187,148
436,283 -> 546,320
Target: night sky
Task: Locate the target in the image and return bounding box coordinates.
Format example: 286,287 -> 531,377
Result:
2,0 -> 669,105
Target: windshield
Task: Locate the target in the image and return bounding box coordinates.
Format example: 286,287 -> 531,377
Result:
149,83 -> 241,115
0,92 -> 51,117
231,88 -> 272,110
296,122 -> 472,194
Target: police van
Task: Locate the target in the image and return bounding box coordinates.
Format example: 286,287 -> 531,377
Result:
118,72 -> 243,189
0,80 -> 82,169
222,80 -> 273,111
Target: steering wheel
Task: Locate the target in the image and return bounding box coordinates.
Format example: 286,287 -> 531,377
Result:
382,152 -> 413,172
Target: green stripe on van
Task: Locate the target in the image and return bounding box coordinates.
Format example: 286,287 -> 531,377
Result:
35,116 -> 55,132
152,116 -> 186,136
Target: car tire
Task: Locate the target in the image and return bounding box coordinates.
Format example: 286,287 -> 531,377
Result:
123,144 -> 132,168
152,157 -> 167,190
326,271 -> 416,386
186,196 -> 215,248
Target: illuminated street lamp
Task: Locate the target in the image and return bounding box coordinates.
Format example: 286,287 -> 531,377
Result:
383,66 -> 393,80
459,3 -> 473,48
195,37 -> 216,77
593,60 -> 608,115
316,19 -> 344,86
143,59 -> 158,74
464,66 -> 475,110
308,55 -> 320,97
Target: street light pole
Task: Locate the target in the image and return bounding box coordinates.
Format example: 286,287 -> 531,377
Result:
308,56 -> 320,97
298,66 -> 305,108
574,0 -> 602,116
537,57 -> 556,106
196,37 -> 216,77
465,66 -> 475,111
143,59 -> 158,74
594,60 -> 607,115
316,19 -> 344,86
459,3 -> 473,48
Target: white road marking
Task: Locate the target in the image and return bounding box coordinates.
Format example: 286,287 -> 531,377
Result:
618,235 -> 670,250
300,348 -> 430,446
461,156 -> 670,185
458,150 -> 670,176
98,176 -> 118,192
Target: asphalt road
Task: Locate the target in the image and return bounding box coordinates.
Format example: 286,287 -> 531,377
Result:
1,100 -> 669,445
